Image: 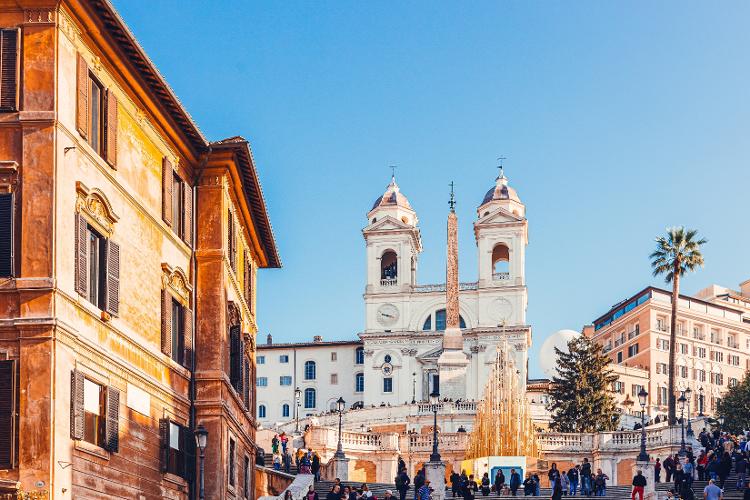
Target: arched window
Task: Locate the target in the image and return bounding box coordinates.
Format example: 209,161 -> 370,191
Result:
384,354 -> 392,363
355,373 -> 364,393
304,388 -> 316,409
422,315 -> 432,331
492,244 -> 510,278
434,309 -> 467,330
355,347 -> 364,365
304,360 -> 316,380
282,404 -> 290,417
258,405 -> 266,418
381,251 -> 398,281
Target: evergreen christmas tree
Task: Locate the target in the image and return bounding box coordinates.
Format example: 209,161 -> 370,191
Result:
717,373 -> 750,433
547,336 -> 620,432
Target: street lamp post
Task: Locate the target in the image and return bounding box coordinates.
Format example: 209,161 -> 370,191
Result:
718,415 -> 725,434
294,387 -> 301,433
698,386 -> 704,417
637,388 -> 649,462
194,424 -> 209,500
685,387 -> 694,438
429,391 -> 441,462
335,397 -> 346,459
678,392 -> 687,456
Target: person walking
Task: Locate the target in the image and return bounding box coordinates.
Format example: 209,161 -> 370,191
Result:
509,469 -> 521,497
581,459 -> 593,496
414,469 -> 426,500
664,455 -> 675,483
451,471 -> 461,498
551,480 -> 563,500
548,464 -> 560,492
736,452 -> 748,490
567,467 -> 579,496
698,451 -> 708,481
703,479 -> 723,500
631,469 -> 647,500
396,468 -> 411,500
417,479 -> 433,500
494,469 -> 506,496
560,470 -> 570,496
655,458 -> 662,483
718,451 -> 732,489
593,469 -> 608,497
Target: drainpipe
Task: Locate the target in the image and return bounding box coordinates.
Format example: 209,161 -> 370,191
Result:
189,145 -> 212,500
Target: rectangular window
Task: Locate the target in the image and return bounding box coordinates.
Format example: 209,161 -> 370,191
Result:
632,384 -> 644,397
330,373 -> 338,385
279,376 -> 292,386
170,299 -> 185,365
0,29 -> 19,112
257,356 -> 265,365
331,352 -> 337,362
627,343 -> 639,357
87,226 -> 106,308
355,348 -> 364,365
256,377 -> 267,387
167,421 -> 187,478
383,377 -> 393,393
0,193 -> 14,277
83,378 -> 105,447
679,366 -> 688,378
616,351 -> 623,363
75,216 -> 120,316
679,343 -> 688,354
227,211 -> 236,272
229,325 -> 243,393
228,436 -> 236,487
279,355 -> 289,363
0,360 -> 16,469
244,455 -> 251,499
88,75 -> 104,155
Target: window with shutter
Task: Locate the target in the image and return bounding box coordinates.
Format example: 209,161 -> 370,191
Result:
76,54 -> 89,138
0,193 -> 13,277
104,240 -> 120,316
162,157 -> 173,226
70,370 -> 84,440
183,307 -> 193,369
243,359 -> 250,409
227,211 -> 236,272
74,213 -> 88,296
104,89 -> 117,168
183,182 -> 193,246
76,218 -> 117,312
104,386 -> 120,452
161,289 -> 173,359
0,28 -> 19,112
88,75 -> 104,155
161,419 -> 191,479
229,325 -> 242,392
0,360 -> 16,469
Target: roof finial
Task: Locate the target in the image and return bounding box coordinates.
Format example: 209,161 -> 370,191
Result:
389,165 -> 397,181
449,181 -> 456,212
497,156 -> 507,179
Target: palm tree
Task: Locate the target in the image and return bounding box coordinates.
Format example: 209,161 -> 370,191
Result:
650,227 -> 707,424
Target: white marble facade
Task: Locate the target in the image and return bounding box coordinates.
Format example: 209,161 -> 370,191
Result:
361,171 -> 531,406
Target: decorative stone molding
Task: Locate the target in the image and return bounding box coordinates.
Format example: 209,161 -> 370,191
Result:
75,182 -> 119,237
24,9 -> 54,25
400,348 -> 417,356
58,9 -> 80,42
363,349 -> 375,357
244,332 -> 256,353
227,301 -> 242,327
161,264 -> 192,308
0,161 -> 18,193
469,345 -> 487,354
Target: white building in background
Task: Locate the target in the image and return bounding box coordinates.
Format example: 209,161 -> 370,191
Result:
256,170 -> 532,426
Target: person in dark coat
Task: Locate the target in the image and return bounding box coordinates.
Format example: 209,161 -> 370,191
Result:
413,469 -> 425,500
481,473 -> 491,496
396,469 -> 411,500
451,471 -> 461,498
494,469 -> 506,495
522,473 -> 536,496
719,451 -> 732,489
509,468 -> 521,496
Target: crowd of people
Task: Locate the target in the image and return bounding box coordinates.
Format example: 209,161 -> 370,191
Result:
270,432 -> 323,480
322,479 -> 394,500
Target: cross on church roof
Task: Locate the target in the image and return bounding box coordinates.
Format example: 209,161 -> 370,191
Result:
449,181 -> 456,212
497,156 -> 507,178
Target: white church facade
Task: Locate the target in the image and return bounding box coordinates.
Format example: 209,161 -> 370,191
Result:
255,170 -> 532,425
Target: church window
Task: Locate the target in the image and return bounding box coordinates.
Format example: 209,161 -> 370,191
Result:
381,250 -> 398,281
282,404 -> 290,417
304,388 -> 316,408
422,316 -> 431,331
383,377 -> 393,393
384,354 -> 391,363
435,309 -> 446,331
258,405 -> 266,418
304,361 -> 316,380
492,243 -> 510,277
355,347 -> 364,364
355,373 -> 364,393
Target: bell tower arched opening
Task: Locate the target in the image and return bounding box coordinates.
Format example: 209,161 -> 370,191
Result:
381,250 -> 398,285
492,243 -> 510,281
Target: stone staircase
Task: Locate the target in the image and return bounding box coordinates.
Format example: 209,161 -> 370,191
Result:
315,476 -> 749,499
262,452 -> 299,475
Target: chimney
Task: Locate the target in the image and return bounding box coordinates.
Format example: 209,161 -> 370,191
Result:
313,335 -> 323,343
266,333 -> 273,345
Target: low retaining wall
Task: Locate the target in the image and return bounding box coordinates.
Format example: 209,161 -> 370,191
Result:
255,466 -> 299,499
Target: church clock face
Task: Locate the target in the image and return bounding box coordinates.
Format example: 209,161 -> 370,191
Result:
489,298 -> 513,324
376,304 -> 399,327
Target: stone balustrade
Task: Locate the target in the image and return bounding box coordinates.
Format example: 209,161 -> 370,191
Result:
400,432 -> 470,452
416,401 -> 478,414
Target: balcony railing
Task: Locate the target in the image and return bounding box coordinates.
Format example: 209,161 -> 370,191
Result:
492,272 -> 510,281
627,329 -> 639,340
380,278 -> 398,287
727,340 -> 739,349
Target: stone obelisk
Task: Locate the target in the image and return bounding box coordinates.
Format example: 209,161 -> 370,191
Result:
437,184 -> 469,400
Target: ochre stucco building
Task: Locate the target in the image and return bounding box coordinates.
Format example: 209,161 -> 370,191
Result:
0,0 -> 280,498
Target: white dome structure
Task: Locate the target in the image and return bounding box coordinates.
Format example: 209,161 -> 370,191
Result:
539,329 -> 581,378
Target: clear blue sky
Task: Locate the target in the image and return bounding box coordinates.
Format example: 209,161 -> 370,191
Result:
113,1 -> 748,377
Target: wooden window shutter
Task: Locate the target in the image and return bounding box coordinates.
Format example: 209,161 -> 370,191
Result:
183,182 -> 193,246
0,29 -> 19,112
70,370 -> 84,440
162,157 -> 173,226
229,325 -> 241,391
104,90 -> 118,168
104,386 -> 120,452
243,358 -> 250,409
0,193 -> 13,277
181,424 -> 195,480
104,240 -> 120,316
183,307 -> 193,370
227,212 -> 235,271
161,290 -> 172,358
76,53 -> 89,138
74,213 -> 88,297
0,360 -> 16,468
243,251 -> 250,304
159,418 -> 169,472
